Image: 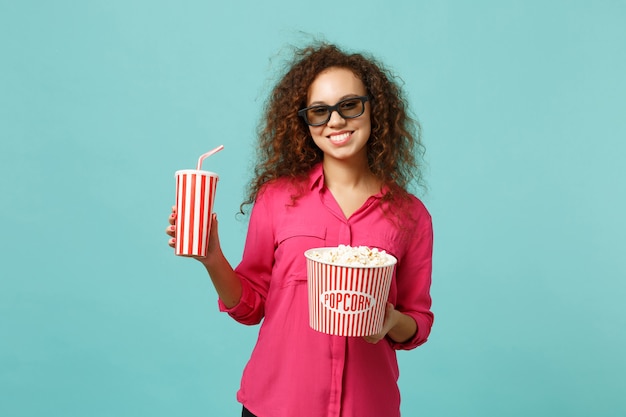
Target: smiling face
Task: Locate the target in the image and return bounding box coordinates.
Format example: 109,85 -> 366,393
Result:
305,67 -> 371,165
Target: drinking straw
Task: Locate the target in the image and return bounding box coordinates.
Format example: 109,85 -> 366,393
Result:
196,145 -> 224,170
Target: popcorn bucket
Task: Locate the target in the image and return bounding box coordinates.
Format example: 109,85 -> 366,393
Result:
305,247 -> 397,337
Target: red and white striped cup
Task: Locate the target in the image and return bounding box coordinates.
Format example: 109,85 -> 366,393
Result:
305,248 -> 397,337
174,169 -> 219,257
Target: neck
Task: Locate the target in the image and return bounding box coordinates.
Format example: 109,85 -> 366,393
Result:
322,157 -> 379,191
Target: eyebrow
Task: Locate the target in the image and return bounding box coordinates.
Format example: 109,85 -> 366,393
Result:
307,94 -> 362,107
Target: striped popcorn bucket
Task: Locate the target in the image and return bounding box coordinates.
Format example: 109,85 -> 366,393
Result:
305,248 -> 397,337
174,169 -> 219,257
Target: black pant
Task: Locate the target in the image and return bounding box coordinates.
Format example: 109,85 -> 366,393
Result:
242,406 -> 257,417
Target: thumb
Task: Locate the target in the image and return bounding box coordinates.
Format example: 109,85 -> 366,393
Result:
210,213 -> 218,234
209,213 -> 221,245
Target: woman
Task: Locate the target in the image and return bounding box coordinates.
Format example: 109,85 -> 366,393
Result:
166,43 -> 433,417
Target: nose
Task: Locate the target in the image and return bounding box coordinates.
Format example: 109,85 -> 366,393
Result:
326,110 -> 346,127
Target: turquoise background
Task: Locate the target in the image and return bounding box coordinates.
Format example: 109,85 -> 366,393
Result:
2,0 -> 625,416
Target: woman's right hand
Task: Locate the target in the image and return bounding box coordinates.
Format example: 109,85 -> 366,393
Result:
165,205 -> 178,248
165,206 -> 223,266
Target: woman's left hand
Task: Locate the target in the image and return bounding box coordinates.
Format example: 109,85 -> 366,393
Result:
363,303 -> 400,344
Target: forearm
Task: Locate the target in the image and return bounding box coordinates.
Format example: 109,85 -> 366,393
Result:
201,252 -> 242,309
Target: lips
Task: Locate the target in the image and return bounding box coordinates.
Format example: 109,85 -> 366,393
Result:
328,131 -> 352,144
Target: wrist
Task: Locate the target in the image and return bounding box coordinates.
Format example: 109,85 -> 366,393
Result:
387,310 -> 417,343
197,247 -> 224,268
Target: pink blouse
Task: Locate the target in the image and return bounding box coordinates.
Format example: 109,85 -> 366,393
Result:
219,163 -> 433,417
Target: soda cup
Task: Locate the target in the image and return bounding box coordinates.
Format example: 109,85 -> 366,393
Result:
174,169 -> 218,257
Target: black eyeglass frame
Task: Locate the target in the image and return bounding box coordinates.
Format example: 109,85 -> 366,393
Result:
297,96 -> 370,126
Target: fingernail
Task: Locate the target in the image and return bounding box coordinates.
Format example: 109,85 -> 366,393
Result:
170,226 -> 175,231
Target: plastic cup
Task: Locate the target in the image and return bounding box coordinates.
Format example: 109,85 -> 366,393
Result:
305,247 -> 397,337
174,169 -> 219,257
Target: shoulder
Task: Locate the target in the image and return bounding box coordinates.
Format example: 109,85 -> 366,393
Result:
383,187 -> 431,224
377,191 -> 432,246
257,177 -> 298,199
400,195 -> 432,238
254,177 -> 309,211
407,194 -> 431,222
256,165 -> 320,204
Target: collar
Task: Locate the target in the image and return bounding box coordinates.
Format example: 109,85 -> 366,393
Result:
308,162 -> 325,191
307,162 -> 388,199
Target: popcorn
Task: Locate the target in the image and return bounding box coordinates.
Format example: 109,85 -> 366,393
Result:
308,245 -> 393,267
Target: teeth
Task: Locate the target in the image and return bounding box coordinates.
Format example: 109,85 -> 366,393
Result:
330,132 -> 350,142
